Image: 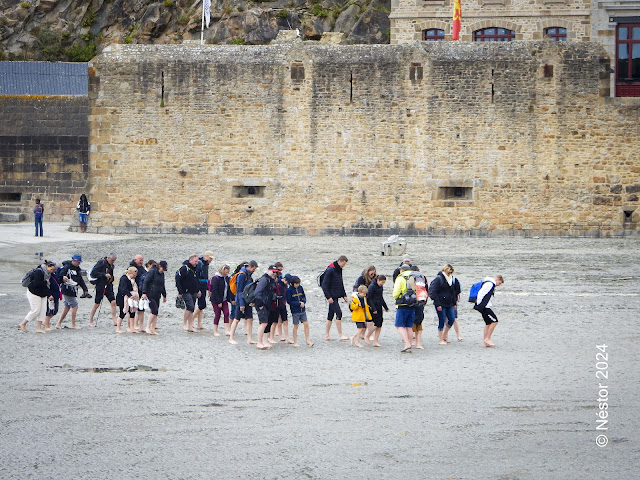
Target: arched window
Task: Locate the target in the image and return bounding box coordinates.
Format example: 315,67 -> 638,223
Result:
473,28 -> 515,42
545,27 -> 567,41
423,29 -> 445,41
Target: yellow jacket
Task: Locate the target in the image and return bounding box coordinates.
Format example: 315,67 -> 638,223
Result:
350,294 -> 372,322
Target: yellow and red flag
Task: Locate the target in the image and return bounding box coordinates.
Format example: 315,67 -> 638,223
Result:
452,0 -> 462,41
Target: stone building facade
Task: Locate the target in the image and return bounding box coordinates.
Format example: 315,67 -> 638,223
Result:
389,0 -> 640,97
86,42 -> 640,236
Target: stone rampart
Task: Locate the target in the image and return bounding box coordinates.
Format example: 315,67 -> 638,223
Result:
87,42 -> 640,236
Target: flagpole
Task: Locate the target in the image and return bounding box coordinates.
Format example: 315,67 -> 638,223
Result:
200,0 -> 205,45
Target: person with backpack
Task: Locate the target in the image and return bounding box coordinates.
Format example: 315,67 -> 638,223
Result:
410,266 -> 428,350
88,254 -> 118,328
227,261 -> 246,321
429,264 -> 458,346
33,198 -> 44,237
253,265 -> 278,350
141,260 -> 168,335
209,264 -> 231,336
76,193 -> 90,233
473,275 -> 504,347
320,255 -> 349,341
228,260 -> 258,345
393,264 -> 417,352
194,251 -> 215,331
176,254 -> 201,333
55,254 -> 90,329
273,262 -> 293,344
20,260 -> 57,333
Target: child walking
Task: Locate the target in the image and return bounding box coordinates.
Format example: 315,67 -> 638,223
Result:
286,276 -> 313,347
349,285 -> 372,348
366,274 -> 389,347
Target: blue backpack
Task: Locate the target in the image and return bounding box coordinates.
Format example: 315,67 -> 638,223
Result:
468,280 -> 493,303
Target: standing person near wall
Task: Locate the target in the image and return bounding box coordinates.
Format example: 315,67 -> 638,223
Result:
429,264 -> 457,346
194,251 -> 215,331
228,260 -> 258,345
320,255 -> 349,341
88,254 -> 118,327
33,198 -> 44,237
56,254 -> 90,329
474,275 -> 504,347
209,264 -> 231,336
20,260 -> 56,333
176,254 -> 201,333
76,194 -> 90,233
142,260 -> 168,335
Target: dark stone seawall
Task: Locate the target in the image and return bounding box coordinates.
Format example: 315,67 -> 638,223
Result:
0,95 -> 90,221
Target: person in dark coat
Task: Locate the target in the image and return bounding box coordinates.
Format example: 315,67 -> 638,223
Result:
366,274 -> 389,347
88,253 -> 118,327
429,264 -> 458,345
209,264 -> 231,336
254,265 -> 278,350
176,255 -> 201,333
142,261 -> 168,335
56,254 -> 90,329
20,260 -> 56,333
44,268 -> 61,331
320,255 -> 349,341
194,251 -> 215,331
129,254 -> 146,332
116,266 -> 139,334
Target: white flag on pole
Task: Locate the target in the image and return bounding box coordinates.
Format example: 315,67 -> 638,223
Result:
204,0 -> 211,28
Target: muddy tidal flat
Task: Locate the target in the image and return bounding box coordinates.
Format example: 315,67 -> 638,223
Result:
0,223 -> 638,479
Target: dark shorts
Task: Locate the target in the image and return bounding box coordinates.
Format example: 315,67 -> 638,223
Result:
148,296 -> 161,315
117,301 -> 135,319
479,307 -> 498,325
94,281 -> 115,305
257,306 -> 269,324
265,309 -> 279,333
355,322 -> 366,329
277,305 -> 288,322
292,311 -> 307,325
371,311 -> 383,328
327,299 -> 342,321
197,286 -> 207,310
236,305 -> 253,320
182,292 -> 197,312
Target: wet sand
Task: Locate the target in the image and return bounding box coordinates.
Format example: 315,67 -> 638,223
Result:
0,223 -> 638,479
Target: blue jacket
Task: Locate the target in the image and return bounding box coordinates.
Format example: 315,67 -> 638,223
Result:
196,257 -> 210,289
235,267 -> 252,307
286,284 -> 306,314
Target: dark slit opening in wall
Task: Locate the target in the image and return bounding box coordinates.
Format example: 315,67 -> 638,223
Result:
350,71 -> 353,104
161,71 -> 165,107
0,192 -> 21,202
491,68 -> 495,103
623,210 -> 634,221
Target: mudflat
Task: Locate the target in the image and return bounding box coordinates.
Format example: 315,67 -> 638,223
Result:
1,223 -> 637,479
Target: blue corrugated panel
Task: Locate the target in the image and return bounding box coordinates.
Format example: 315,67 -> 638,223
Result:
0,61 -> 88,96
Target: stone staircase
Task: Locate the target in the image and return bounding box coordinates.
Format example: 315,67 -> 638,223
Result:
0,202 -> 27,222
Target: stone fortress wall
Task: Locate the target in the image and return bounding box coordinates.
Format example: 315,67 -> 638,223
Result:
86,41 -> 640,236
0,95 -> 89,221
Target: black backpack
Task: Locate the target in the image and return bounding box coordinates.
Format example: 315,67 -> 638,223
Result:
242,279 -> 259,306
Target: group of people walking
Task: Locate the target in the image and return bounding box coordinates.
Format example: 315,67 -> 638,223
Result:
19,251 -> 504,351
